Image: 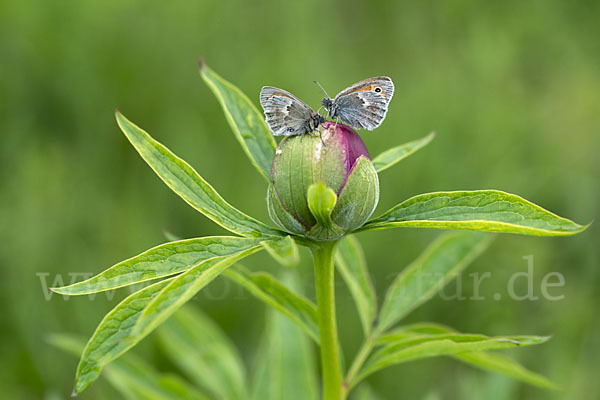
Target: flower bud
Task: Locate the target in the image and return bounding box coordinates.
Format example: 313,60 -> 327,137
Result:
267,121 -> 379,241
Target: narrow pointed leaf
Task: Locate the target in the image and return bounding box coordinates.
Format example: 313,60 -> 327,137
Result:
52,237 -> 264,295
116,111 -> 280,238
224,265 -> 319,343
200,63 -> 277,178
71,243 -> 263,394
306,181 -> 345,240
377,232 -> 492,333
372,132 -> 435,173
356,332 -> 550,384
335,235 -> 376,336
157,307 -> 247,400
359,190 -> 587,236
260,235 -> 300,267
131,245 -> 264,340
105,359 -> 210,400
381,323 -> 559,390
251,271 -> 318,400
48,334 -> 209,400
163,230 -> 181,242
353,384 -> 384,400
385,322 -> 456,335
454,352 -> 560,390
69,277 -> 177,394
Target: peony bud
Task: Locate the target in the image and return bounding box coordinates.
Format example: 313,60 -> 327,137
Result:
267,121 -> 379,241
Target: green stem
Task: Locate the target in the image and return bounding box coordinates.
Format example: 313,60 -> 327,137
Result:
312,240 -> 342,400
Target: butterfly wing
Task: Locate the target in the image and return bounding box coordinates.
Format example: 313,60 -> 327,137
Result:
260,87 -> 317,136
333,77 -> 394,130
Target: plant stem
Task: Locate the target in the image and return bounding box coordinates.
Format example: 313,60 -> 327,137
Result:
343,336 -> 375,397
312,240 -> 342,400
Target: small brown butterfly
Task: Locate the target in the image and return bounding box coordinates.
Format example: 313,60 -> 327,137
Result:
319,77 -> 394,131
260,87 -> 325,137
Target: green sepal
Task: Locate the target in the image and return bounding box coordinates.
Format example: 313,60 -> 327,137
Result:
270,134 -> 346,229
332,156 -> 379,232
266,184 -> 308,235
306,182 -> 345,241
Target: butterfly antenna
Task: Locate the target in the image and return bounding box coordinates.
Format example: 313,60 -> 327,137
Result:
313,80 -> 330,98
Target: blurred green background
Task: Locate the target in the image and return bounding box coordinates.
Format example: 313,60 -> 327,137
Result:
1,0 -> 598,398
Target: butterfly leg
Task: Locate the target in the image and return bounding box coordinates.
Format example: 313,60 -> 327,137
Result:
318,129 -> 325,146
333,118 -> 340,134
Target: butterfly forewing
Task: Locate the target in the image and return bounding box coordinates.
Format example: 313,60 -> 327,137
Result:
334,76 -> 394,102
327,76 -> 395,131
335,91 -> 389,130
260,87 -> 320,136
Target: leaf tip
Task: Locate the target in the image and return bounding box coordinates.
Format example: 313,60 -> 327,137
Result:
70,391 -> 77,398
49,286 -> 64,295
114,108 -> 124,122
198,57 -> 205,71
114,109 -> 125,123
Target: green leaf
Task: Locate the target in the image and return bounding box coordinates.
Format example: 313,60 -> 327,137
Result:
163,230 -> 181,242
454,351 -> 560,390
157,306 -> 247,400
200,62 -> 277,178
116,111 -> 280,238
71,242 -> 264,395
359,190 -> 588,236
382,323 -> 559,390
52,236 -> 264,295
356,332 -> 550,384
48,334 -> 209,400
353,384 -> 384,400
73,277 -> 176,394
223,264 -> 319,343
260,235 -> 300,267
335,235 -> 376,336
306,181 -> 345,240
47,333 -> 86,357
377,232 -> 491,333
105,359 -> 210,400
372,132 -> 435,173
131,245 -> 264,341
251,271 -> 318,400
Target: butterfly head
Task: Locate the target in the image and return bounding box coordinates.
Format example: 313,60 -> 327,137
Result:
313,80 -> 336,118
321,96 -> 337,119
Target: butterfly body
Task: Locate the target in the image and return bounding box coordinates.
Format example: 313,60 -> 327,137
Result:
321,76 -> 394,131
260,87 -> 325,137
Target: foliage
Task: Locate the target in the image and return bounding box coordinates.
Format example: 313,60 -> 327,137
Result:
49,64 -> 588,399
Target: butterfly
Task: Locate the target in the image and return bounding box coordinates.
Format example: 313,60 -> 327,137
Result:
319,77 -> 394,131
260,87 -> 325,137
